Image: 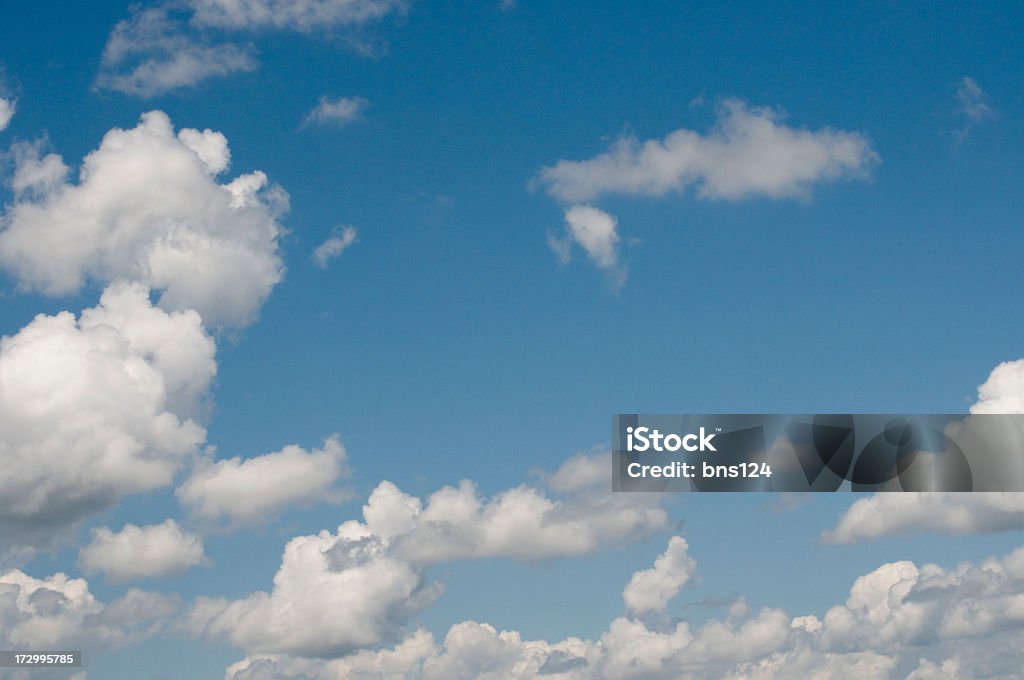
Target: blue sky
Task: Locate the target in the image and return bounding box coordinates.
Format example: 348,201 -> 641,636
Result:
2,1 -> 1024,679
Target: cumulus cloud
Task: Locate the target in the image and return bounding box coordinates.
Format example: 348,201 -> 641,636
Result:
188,452 -> 668,657
971,358 -> 1024,414
312,226 -> 358,268
303,96 -> 368,128
96,6 -> 256,97
177,436 -> 350,524
536,99 -> 877,203
375,453 -> 669,563
220,546 -> 1024,679
191,0 -> 408,32
0,97 -> 14,131
78,520 -> 205,582
0,111 -> 286,328
822,493 -> 1024,543
549,205 -> 626,284
0,282 -> 213,559
823,357 -> 1024,543
185,521 -> 442,656
0,570 -> 178,651
622,536 -> 696,616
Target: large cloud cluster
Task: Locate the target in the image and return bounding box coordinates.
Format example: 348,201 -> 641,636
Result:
186,452 -> 669,656
220,544 -> 1024,679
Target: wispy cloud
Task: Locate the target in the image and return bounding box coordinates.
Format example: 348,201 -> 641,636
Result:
953,76 -> 994,145
312,226 -> 359,268
191,0 -> 408,33
96,6 -> 256,97
303,96 -> 369,128
0,97 -> 14,131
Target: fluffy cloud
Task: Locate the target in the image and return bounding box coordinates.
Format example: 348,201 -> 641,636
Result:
78,520 -> 205,582
0,282 -> 212,558
303,96 -> 368,128
185,522 -> 442,656
822,493 -> 1024,543
821,357 -> 1024,543
622,536 -> 696,616
220,546 -> 1024,679
0,570 -> 178,651
189,452 -> 667,657
0,111 -> 286,328
191,0 -> 408,32
313,226 -> 358,268
971,358 -> 1024,414
0,97 -> 14,131
96,6 -> 256,97
536,99 -> 877,203
177,436 -> 350,524
374,453 -> 669,563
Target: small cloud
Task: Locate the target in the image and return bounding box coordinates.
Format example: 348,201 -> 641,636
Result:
956,77 -> 992,122
313,226 -> 358,268
500,0 -> 517,10
0,97 -> 15,131
953,76 -> 993,145
303,96 -> 369,128
550,205 -> 627,286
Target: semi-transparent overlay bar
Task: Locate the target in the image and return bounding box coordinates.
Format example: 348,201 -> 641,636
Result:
613,414 -> 1024,492
0,651 -> 81,667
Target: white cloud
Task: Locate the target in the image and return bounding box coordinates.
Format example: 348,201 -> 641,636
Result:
191,0 -> 408,32
0,282 -> 212,559
313,226 -> 358,268
189,452 -> 667,657
552,205 -> 623,281
177,436 -> 350,524
96,6 -> 256,97
823,493 -> 1024,543
0,110 -> 286,328
185,522 -> 442,657
821,358 -> 1024,544
906,658 -> 962,680
623,536 -> 696,616
0,97 -> 14,131
8,140 -> 70,198
78,520 -> 205,582
225,629 -> 438,679
0,570 -> 178,651
303,96 -> 368,128
378,453 -> 670,563
219,546 -> 1024,679
536,99 -> 877,203
971,358 -> 1024,414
